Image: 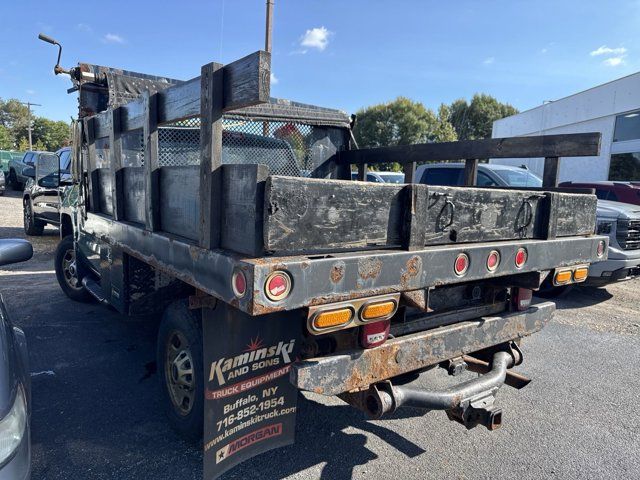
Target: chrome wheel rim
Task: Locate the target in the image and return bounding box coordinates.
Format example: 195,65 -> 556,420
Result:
165,331 -> 195,416
62,249 -> 82,290
24,203 -> 31,228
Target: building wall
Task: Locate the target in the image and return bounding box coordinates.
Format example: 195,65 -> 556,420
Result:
490,72 -> 640,182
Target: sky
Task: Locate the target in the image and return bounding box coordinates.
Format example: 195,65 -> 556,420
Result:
0,0 -> 639,122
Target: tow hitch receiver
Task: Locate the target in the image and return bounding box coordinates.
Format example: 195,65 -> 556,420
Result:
356,351 -> 516,431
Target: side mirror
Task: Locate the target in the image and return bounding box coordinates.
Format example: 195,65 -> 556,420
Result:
0,240 -> 33,267
36,153 -> 60,188
22,166 -> 35,179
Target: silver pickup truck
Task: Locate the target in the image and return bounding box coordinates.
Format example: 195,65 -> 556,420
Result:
590,200 -> 640,285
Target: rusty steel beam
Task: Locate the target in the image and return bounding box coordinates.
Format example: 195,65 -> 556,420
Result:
290,302 -> 555,395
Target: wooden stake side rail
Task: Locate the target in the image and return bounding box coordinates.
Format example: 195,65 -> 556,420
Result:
82,50 -> 271,252
339,133 -> 602,188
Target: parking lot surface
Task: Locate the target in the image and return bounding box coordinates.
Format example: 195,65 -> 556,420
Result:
1,189 -> 639,479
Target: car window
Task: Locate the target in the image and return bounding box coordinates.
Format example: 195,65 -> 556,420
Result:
594,189 -> 609,200
477,171 -> 498,186
608,190 -> 619,201
379,173 -> 405,184
366,173 -> 385,183
420,167 -> 463,186
59,150 -> 72,173
23,152 -> 34,165
492,168 -> 542,187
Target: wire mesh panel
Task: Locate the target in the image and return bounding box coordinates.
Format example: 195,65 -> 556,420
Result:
156,117 -> 347,176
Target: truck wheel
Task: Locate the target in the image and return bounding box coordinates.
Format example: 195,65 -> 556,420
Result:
23,200 -> 45,236
157,300 -> 204,442
54,235 -> 92,302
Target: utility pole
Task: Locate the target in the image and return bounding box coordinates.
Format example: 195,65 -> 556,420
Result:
20,102 -> 42,150
265,0 -> 274,54
263,0 -> 274,136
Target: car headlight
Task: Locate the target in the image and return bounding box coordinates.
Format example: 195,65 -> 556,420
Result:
0,385 -> 27,464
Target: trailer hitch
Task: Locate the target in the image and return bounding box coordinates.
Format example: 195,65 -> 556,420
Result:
358,351 -> 515,430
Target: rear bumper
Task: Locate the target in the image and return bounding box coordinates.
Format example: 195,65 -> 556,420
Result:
291,301 -> 554,395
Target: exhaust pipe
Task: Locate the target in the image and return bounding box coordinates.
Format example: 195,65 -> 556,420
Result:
363,351 -> 514,430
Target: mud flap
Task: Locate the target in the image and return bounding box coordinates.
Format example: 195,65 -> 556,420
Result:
202,303 -> 303,479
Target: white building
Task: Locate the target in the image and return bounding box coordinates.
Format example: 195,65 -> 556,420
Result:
491,72 -> 640,183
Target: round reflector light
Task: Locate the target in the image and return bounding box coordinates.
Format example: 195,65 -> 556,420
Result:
265,271 -> 292,301
454,253 -> 469,276
232,270 -> 247,297
515,248 -> 527,268
597,240 -> 606,258
487,250 -> 500,272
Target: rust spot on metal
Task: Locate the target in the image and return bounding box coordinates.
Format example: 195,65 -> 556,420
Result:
330,261 -> 346,283
400,255 -> 422,287
358,257 -> 382,281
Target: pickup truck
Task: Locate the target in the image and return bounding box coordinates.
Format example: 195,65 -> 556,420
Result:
8,150 -> 53,191
40,38 -> 607,480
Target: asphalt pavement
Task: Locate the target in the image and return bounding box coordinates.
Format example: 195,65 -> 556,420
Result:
1,189 -> 639,479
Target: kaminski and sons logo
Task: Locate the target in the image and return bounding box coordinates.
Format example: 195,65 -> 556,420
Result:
208,336 -> 296,387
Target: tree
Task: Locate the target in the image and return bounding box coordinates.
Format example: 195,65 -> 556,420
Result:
449,94 -> 518,140
354,97 -> 458,171
0,125 -> 12,150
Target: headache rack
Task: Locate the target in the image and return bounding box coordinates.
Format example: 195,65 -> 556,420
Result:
71,50 -> 605,315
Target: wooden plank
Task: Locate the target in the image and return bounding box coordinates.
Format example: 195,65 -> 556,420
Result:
199,62 -> 224,249
221,164 -> 269,256
357,163 -> 367,181
120,97 -> 145,132
542,156 -> 559,188
403,161 -> 416,183
109,107 -> 123,220
83,117 -> 100,213
402,184 -> 429,250
264,176 -> 405,253
142,91 -> 160,231
339,133 -> 602,166
463,159 -> 478,186
222,50 -> 271,111
157,76 -> 201,124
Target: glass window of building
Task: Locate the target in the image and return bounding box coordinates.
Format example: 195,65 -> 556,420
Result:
613,110 -> 640,142
609,152 -> 640,181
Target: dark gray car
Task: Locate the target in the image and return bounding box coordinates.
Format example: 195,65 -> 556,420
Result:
0,239 -> 32,480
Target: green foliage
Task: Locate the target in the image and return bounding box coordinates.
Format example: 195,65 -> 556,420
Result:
353,97 -> 458,171
449,94 -> 518,140
0,125 -> 12,150
0,97 -> 71,151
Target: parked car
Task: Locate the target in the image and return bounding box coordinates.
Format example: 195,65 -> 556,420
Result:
7,151 -> 53,191
22,148 -> 72,236
415,162 -> 640,292
0,171 -> 4,196
0,151 -> 24,178
0,239 -> 33,480
559,181 -> 640,206
351,171 -> 405,183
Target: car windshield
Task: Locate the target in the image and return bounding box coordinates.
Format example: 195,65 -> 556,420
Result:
491,168 -> 542,187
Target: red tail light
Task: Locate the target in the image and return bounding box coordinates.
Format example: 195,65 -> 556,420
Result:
454,253 -> 470,276
360,320 -> 390,349
515,248 -> 527,269
512,288 -> 532,311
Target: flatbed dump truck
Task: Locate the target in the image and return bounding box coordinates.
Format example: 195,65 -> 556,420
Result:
37,33 -> 607,479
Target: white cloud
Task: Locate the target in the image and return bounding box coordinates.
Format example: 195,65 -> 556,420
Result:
77,23 -> 92,33
103,33 -> 125,44
483,56 -> 495,65
300,26 -> 331,52
590,45 -> 627,56
603,56 -> 624,66
270,72 -> 278,85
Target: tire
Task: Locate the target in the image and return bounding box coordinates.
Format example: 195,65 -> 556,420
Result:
23,200 -> 45,236
54,235 -> 93,302
157,300 -> 204,443
8,169 -> 22,191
